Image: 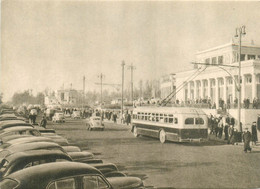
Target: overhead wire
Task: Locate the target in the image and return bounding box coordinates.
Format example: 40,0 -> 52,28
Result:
160,68 -> 201,105
161,66 -> 208,106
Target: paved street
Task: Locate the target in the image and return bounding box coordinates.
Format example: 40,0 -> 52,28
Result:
49,118 -> 260,189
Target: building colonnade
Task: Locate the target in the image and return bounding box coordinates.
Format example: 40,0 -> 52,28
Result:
184,73 -> 259,109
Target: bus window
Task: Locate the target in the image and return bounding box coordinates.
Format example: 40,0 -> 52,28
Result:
141,113 -> 144,120
156,114 -> 159,122
164,117 -> 168,123
195,118 -> 204,124
137,112 -> 141,119
145,113 -> 148,120
185,118 -> 194,125
174,118 -> 178,124
152,113 -> 155,121
169,117 -> 173,123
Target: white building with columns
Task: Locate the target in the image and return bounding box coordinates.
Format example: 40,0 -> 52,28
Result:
175,41 -> 260,109
173,41 -> 260,129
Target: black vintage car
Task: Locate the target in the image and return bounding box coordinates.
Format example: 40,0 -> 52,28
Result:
0,147 -> 122,178
0,161 -> 144,189
0,120 -> 33,130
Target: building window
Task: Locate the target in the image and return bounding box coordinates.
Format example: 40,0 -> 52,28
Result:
228,78 -> 233,85
212,57 -> 217,64
258,55 -> 260,60
240,54 -> 245,61
218,56 -> 223,65
211,80 -> 215,87
219,79 -> 224,86
248,55 -> 256,60
205,58 -> 210,64
246,76 -> 252,84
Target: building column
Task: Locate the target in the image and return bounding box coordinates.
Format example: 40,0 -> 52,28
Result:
252,74 -> 257,100
215,78 -> 219,109
200,80 -> 204,99
223,77 -> 227,104
194,81 -> 198,100
188,81 -> 191,100
207,79 -> 211,99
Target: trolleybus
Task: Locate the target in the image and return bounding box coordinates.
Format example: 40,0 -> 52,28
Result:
131,106 -> 208,143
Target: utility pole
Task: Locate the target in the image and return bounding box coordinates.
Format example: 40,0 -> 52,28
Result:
98,73 -> 104,108
128,63 -> 136,105
82,76 -> 85,108
234,25 -> 246,132
121,61 -> 125,119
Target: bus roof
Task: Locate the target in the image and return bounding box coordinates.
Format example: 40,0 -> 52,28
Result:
133,106 -> 207,115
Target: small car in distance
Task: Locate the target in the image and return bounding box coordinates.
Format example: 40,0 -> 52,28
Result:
52,112 -> 65,123
86,116 -> 104,131
72,111 -> 81,119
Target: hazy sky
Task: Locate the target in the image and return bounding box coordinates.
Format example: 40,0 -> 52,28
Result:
1,1 -> 260,101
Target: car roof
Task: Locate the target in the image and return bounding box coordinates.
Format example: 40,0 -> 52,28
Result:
7,136 -> 53,145
0,126 -> 37,133
4,142 -> 63,154
4,149 -> 72,165
4,162 -> 102,188
0,121 -> 33,130
0,114 -> 16,118
0,120 -> 26,126
1,135 -> 32,143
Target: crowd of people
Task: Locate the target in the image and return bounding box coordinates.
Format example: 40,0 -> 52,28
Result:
208,114 -> 258,152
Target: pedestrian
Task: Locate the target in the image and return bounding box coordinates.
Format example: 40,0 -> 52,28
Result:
40,116 -> 47,129
228,125 -> 235,145
224,123 -> 229,141
218,118 -> 223,139
242,127 -> 252,153
113,112 -> 117,124
251,121 -> 258,145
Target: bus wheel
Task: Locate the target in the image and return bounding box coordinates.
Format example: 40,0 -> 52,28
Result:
159,129 -> 166,143
133,126 -> 139,137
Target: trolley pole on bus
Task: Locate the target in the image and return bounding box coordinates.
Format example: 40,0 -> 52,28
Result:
234,25 -> 246,132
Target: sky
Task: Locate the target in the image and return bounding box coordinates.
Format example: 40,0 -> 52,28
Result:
1,1 -> 260,102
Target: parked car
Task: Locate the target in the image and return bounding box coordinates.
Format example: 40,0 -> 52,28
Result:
0,136 -> 55,150
0,148 -> 125,180
0,126 -> 68,145
0,162 -> 144,189
86,116 -> 104,131
0,150 -> 72,178
0,126 -> 41,139
72,111 -> 81,119
52,112 -> 65,123
0,120 -> 33,130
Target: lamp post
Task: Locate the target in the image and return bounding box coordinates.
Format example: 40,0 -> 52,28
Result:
234,25 -> 246,132
121,61 -> 125,122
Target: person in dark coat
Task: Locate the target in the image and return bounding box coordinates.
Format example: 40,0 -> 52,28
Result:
251,121 -> 258,145
242,128 -> 252,152
112,112 -> 117,123
40,116 -> 47,129
224,124 -> 229,141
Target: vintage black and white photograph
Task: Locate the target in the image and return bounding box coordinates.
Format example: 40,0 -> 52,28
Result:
1,1 -> 260,188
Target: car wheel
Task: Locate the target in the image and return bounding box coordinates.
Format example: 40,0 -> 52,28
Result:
159,129 -> 166,143
133,126 -> 139,137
